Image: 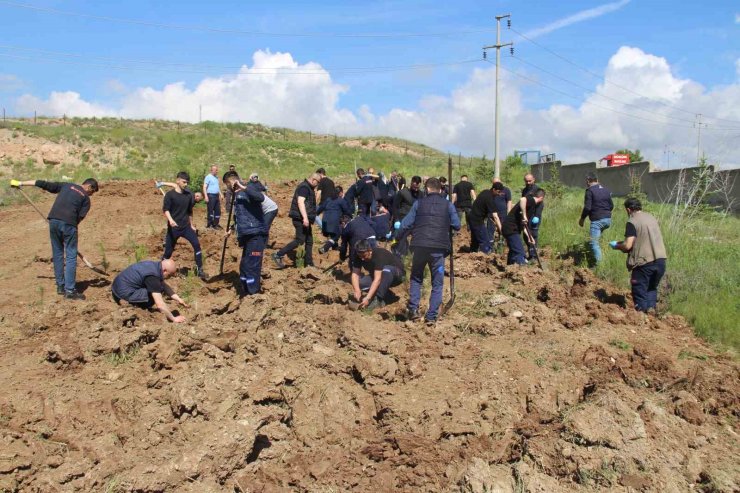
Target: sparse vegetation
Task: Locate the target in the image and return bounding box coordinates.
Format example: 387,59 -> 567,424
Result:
609,339 -> 631,351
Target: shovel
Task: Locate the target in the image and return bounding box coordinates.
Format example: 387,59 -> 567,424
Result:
14,186 -> 109,276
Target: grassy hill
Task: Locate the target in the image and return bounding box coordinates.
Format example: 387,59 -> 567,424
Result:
1,117 -> 737,352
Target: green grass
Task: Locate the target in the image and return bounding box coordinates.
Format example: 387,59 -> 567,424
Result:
540,185 -> 740,351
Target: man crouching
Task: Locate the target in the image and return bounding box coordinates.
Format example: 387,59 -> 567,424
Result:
112,259 -> 189,323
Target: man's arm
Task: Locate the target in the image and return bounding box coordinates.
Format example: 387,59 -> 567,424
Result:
15,180 -> 62,193
202,178 -> 209,203
78,196 -> 91,224
616,236 -> 635,252
351,268 -> 363,301
451,192 -> 458,204
491,212 -> 502,233
471,189 -> 477,201
151,292 -> 185,323
579,188 -> 592,226
447,202 -> 461,231
297,196 -> 309,227
162,281 -> 190,308
162,194 -> 178,227
518,197 -> 529,223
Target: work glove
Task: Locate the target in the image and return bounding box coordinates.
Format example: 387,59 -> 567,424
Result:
155,181 -> 164,188
10,179 -> 21,188
531,217 -> 540,225
609,241 -> 619,249
394,221 -> 401,230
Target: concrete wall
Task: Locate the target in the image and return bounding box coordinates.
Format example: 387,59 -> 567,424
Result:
528,161 -> 740,213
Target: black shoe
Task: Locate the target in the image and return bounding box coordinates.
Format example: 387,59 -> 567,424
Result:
57,285 -> 65,295
318,245 -> 329,254
65,290 -> 86,301
424,317 -> 437,326
405,308 -> 421,321
366,298 -> 386,311
213,225 -> 223,230
304,262 -> 315,268
271,253 -> 285,269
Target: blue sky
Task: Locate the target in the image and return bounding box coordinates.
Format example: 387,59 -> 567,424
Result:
1,0 -> 739,166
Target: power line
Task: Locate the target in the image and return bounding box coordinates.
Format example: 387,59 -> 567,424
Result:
509,26 -> 740,125
0,49 -> 480,76
0,0 -> 494,39
484,59 -> 740,131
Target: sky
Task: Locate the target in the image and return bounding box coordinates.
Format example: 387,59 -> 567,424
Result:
1,0 -> 739,168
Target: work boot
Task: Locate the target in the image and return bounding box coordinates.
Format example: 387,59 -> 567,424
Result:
64,290 -> 86,301
424,317 -> 437,326
366,298 -> 386,311
405,308 -> 421,321
271,253 -> 285,269
57,285 -> 64,295
196,267 -> 208,281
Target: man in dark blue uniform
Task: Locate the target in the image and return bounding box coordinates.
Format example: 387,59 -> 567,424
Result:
521,173 -> 544,259
223,171 -> 267,296
398,177 -> 461,323
11,176 -> 99,300
579,174 -> 614,264
112,258 -> 189,323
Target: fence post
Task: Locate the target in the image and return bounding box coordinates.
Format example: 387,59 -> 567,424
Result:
34,110 -> 37,125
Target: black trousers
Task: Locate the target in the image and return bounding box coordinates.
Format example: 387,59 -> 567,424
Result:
631,258 -> 666,312
359,264 -> 404,300
163,226 -> 203,269
277,219 -> 314,266
207,193 -> 221,227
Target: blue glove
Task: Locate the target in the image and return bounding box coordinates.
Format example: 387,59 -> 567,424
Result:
609,240 -> 619,249
155,181 -> 163,188
394,221 -> 401,230
531,217 -> 540,225
386,231 -> 392,239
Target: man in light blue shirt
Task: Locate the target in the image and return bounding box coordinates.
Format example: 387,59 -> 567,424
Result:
203,165 -> 223,229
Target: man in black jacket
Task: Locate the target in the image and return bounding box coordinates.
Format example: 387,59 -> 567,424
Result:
391,175 -> 422,256
350,240 -> 405,311
579,174 -> 614,264
272,173 -> 320,269
521,173 -> 544,259
11,177 -> 98,300
503,189 -> 546,265
398,178 -> 461,323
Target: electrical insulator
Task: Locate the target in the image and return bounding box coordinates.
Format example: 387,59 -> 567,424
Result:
483,51 -> 487,60
507,19 -> 511,28
510,47 -> 514,56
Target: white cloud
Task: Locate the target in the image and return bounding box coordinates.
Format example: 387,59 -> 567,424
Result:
13,47 -> 740,169
524,0 -> 631,39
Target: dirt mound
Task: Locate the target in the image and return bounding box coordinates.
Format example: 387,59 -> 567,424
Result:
0,128 -> 124,171
341,139 -> 423,159
0,181 -> 737,492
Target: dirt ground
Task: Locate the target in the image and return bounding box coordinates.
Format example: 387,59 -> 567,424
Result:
0,180 -> 737,492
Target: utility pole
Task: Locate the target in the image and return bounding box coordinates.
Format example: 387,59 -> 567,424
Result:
483,14 -> 513,179
199,105 -> 202,124
694,114 -> 706,166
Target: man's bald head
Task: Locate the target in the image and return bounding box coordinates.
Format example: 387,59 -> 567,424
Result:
161,259 -> 177,279
524,173 -> 535,185
492,177 -> 501,184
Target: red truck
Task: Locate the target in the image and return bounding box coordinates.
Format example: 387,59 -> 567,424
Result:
600,154 -> 630,167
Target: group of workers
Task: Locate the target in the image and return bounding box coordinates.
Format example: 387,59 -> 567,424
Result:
10,164 -> 667,324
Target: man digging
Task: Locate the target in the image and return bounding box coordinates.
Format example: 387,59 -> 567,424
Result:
112,258 -> 189,323
11,177 -> 99,300
348,239 -> 405,312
